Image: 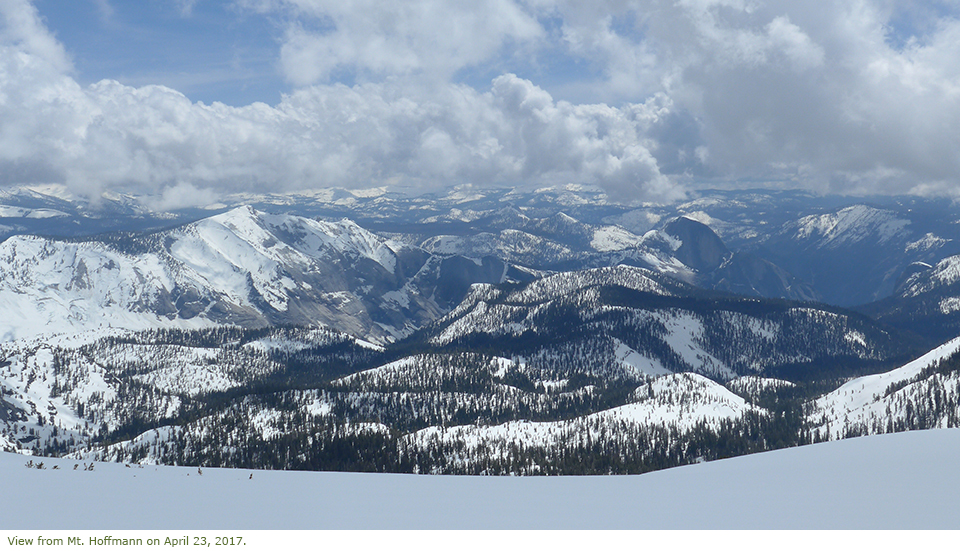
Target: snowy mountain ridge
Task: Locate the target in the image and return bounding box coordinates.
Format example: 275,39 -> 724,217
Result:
809,336 -> 960,439
425,265 -> 909,381
898,254 -> 960,297
2,188 -> 960,478
790,205 -> 911,248
0,206 -> 515,344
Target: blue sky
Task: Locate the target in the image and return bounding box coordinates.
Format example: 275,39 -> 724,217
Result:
36,0 -> 286,105
3,0 -> 960,208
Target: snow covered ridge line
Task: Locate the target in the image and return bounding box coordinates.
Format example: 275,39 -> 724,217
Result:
0,205 -> 511,344
899,254 -> 960,297
400,373 -> 759,474
791,205 -> 911,247
73,369 -> 773,475
500,265 -> 677,304
0,324 -> 383,458
483,265 -> 677,301
0,316 -> 953,476
432,264 -> 680,336
425,266 -> 913,380
438,265 -> 680,319
4,184 -> 960,310
809,336 -> 960,440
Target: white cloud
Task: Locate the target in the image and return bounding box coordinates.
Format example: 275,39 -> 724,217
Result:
260,0 -> 545,85
7,0 -> 960,204
0,1 -> 684,205
171,0 -> 198,17
609,0 -> 960,192
92,0 -> 114,22
0,0 -> 72,73
524,0 -> 960,194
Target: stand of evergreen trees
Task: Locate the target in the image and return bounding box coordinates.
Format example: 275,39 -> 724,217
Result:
7,322 -> 959,476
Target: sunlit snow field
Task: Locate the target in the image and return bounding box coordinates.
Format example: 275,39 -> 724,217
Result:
4,429 -> 960,530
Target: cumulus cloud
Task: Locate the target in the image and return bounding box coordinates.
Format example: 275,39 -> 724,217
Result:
240,0 -> 545,85
5,0 -> 960,205
242,0 -> 960,196
0,0 -> 71,73
543,0 -> 960,194
0,0 -> 683,205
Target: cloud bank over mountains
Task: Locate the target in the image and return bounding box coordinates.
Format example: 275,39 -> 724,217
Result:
2,0 -> 960,206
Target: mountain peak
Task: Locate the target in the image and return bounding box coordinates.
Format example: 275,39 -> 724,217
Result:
211,204 -> 261,224
663,216 -> 729,272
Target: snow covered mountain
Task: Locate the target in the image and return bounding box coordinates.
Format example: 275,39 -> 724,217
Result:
0,206 -> 514,344
0,325 -> 381,455
808,336 -> 960,440
857,254 -> 960,344
398,371 -> 758,474
751,205 -> 960,306
652,216 -> 819,301
4,183 -> 959,310
2,185 -> 960,478
418,210 -> 817,302
0,184 -> 193,241
425,265 -> 913,381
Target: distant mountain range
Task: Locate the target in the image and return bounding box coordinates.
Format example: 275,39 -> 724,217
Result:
0,206 -> 508,343
1,184 -> 960,474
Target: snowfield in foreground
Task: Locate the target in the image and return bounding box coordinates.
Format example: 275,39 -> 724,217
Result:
3,429 -> 960,530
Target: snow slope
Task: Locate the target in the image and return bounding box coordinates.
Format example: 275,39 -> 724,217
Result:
899,254 -> 960,297
810,336 -> 960,438
401,372 -> 756,470
0,236 -> 211,341
0,206 -> 451,344
2,429 -> 959,529
428,265 -> 902,380
792,205 -> 911,247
